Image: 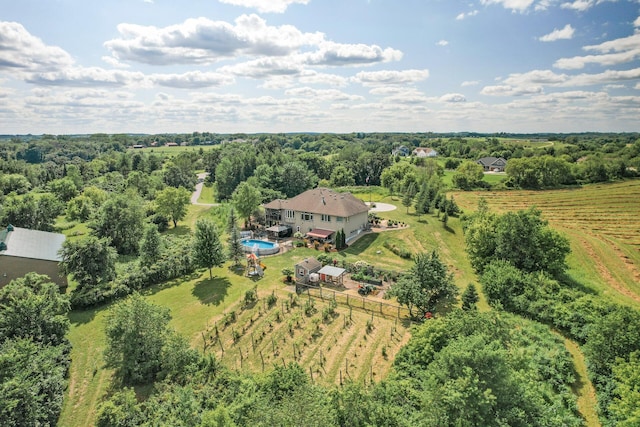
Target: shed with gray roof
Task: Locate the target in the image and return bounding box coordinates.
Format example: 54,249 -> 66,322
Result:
0,225 -> 67,289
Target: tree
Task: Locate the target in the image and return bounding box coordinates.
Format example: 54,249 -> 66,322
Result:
402,182 -> 416,213
232,181 -> 261,228
279,161 -> 316,198
59,235 -> 117,291
464,204 -> 570,276
461,283 -> 479,311
104,293 -> 172,384
452,161 -> 484,190
139,224 -> 163,267
0,193 -> 62,231
155,186 -> 191,228
389,251 -> 458,317
610,351 -> 640,426
0,338 -> 69,427
91,193 -> 144,255
192,218 -> 225,279
414,181 -> 431,218
329,165 -> 355,187
48,177 -> 79,202
0,273 -> 70,347
0,173 -> 31,195
227,208 -> 244,267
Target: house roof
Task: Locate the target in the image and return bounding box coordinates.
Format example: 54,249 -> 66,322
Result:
0,226 -> 66,262
477,157 -> 507,166
263,187 -> 369,217
317,265 -> 346,277
296,257 -> 322,271
412,147 -> 436,155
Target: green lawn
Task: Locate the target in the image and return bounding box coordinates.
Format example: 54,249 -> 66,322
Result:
197,183 -> 217,204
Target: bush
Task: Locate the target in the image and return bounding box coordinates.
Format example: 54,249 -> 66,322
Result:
266,291 -> 278,308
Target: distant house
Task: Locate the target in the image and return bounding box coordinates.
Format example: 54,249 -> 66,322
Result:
392,145 -> 410,157
165,142 -> 178,147
477,157 -> 507,172
412,147 -> 438,158
132,144 -> 144,149
263,188 -> 369,243
0,225 -> 67,290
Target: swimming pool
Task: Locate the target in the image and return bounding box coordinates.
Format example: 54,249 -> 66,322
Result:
241,239 -> 280,256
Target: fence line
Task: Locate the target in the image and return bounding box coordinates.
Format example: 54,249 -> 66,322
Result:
297,283 -> 413,321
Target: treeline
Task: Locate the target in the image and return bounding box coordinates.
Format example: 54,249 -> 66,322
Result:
463,201 -> 640,425
96,292 -> 583,426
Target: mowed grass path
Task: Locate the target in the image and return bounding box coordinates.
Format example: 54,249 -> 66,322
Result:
451,180 -> 640,307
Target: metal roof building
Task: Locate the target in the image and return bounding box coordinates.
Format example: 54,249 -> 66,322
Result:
0,225 -> 67,289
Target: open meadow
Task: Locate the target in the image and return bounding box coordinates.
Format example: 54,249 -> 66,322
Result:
451,180 -> 640,307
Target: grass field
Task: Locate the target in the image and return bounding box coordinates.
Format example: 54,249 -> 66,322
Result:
451,180 -> 640,307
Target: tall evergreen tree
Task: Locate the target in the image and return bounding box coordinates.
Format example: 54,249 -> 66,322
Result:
461,283 -> 479,310
192,219 -> 225,279
227,210 -> 244,267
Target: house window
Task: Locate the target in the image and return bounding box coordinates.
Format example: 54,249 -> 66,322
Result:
301,212 -> 313,221
321,214 -> 331,222
285,210 -> 295,220
296,226 -> 300,232
336,217 -> 343,222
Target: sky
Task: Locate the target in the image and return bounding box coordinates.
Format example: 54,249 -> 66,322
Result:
1,0 -> 639,134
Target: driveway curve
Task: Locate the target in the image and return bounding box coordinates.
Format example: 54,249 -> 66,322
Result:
191,172 -> 219,207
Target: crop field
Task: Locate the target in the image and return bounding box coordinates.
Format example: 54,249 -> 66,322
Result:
451,180 -> 640,306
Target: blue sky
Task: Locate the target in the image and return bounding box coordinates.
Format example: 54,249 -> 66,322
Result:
1,0 -> 639,134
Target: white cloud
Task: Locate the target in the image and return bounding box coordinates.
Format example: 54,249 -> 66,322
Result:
480,0 -> 536,13
0,21 -> 74,73
25,67 -> 147,87
635,82 -> 640,90
554,33 -> 640,69
481,84 -> 544,96
284,87 -> 364,101
440,93 -> 466,102
461,80 -> 480,87
104,15 -> 400,70
218,0 -> 310,13
539,24 -> 575,42
456,10 -> 479,20
561,0 -> 622,12
560,0 -> 594,11
150,71 -> 234,88
353,69 -> 429,86
101,56 -> 130,68
436,40 -> 449,46
635,16 -> 640,28
104,15 -> 324,65
303,41 -> 402,66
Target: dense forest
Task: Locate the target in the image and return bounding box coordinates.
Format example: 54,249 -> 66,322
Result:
1,131 -> 639,426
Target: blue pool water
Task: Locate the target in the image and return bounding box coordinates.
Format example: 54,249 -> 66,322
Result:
241,239 -> 278,249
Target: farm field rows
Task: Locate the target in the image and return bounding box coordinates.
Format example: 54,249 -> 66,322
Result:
451,180 -> 640,306
200,289 -> 412,386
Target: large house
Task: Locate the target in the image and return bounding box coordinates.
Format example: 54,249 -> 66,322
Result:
412,147 -> 438,158
0,225 -> 67,289
263,188 -> 369,243
477,157 -> 507,172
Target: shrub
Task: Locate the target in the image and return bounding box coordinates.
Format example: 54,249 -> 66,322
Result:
266,291 -> 278,308
243,286 -> 258,307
